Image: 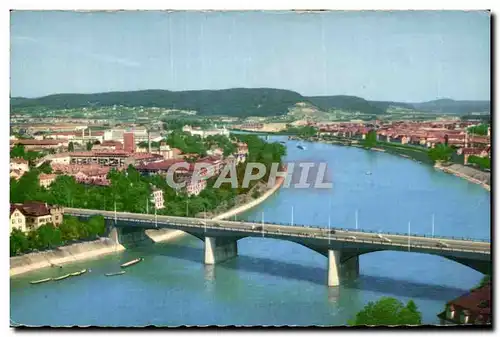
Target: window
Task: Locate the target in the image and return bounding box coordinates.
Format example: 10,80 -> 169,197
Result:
18,219 -> 22,223
55,216 -> 59,221
11,219 -> 15,225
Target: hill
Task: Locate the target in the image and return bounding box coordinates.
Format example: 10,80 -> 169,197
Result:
306,95 -> 386,115
11,90 -> 490,117
411,99 -> 490,114
10,88 -> 304,117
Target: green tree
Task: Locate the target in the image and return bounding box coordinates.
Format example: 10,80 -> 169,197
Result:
86,142 -> 93,151
363,130 -> 377,148
10,228 -> 30,256
58,216 -> 81,241
10,144 -> 26,158
428,143 -> 453,162
349,297 -> 422,326
68,141 -> 75,152
468,124 -> 489,136
38,161 -> 53,174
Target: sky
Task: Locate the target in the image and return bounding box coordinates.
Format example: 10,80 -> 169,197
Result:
10,10 -> 490,102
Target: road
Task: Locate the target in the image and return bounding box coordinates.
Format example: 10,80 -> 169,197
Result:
65,207 -> 491,256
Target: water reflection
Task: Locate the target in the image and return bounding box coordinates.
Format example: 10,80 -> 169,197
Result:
204,264 -> 216,283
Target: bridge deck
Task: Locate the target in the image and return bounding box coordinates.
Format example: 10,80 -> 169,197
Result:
66,208 -> 491,257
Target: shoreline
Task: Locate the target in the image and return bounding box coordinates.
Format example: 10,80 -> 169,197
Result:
10,238 -> 125,277
10,169 -> 285,277
298,136 -> 490,191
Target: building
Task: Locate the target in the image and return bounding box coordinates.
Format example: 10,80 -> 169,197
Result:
13,202 -> 64,231
10,139 -> 68,151
438,282 -> 491,325
151,187 -> 165,209
10,169 -> 25,180
159,142 -> 174,159
39,173 -> 57,188
10,158 -> 30,172
182,125 -> 230,138
10,205 -> 26,233
123,132 -> 135,153
234,142 -> 249,163
93,140 -> 124,152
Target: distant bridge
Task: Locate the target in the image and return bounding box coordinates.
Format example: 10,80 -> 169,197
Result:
65,207 -> 491,286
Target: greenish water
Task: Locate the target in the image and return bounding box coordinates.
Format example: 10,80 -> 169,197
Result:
10,136 -> 490,326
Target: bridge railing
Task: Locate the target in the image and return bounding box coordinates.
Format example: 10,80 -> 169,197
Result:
66,210 -> 490,244
262,221 -> 490,243
68,211 -> 490,255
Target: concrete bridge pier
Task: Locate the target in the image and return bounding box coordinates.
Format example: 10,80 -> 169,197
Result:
327,250 -> 359,287
204,237 -> 238,264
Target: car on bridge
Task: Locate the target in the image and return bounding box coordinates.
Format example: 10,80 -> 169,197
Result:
436,241 -> 450,248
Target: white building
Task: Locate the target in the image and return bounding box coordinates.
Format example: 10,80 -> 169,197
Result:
10,158 -> 30,172
151,188 -> 165,209
182,125 -> 230,138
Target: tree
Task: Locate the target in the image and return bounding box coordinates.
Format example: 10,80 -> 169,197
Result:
468,124 -> 489,136
38,161 -> 53,174
363,130 -> 377,148
349,297 -> 422,326
68,141 -> 75,152
10,228 -> 30,256
10,144 -> 26,158
428,143 -> 453,162
86,142 -> 93,151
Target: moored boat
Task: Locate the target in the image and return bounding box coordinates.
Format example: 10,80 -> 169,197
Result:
53,273 -> 71,281
120,257 -> 143,268
70,269 -> 87,277
30,277 -> 52,285
105,271 -> 126,277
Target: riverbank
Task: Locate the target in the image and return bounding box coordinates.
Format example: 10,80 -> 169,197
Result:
147,172 -> 286,242
295,135 -> 490,190
10,238 -> 125,277
10,169 -> 286,276
434,162 -> 491,191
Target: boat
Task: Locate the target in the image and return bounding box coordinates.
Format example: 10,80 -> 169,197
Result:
70,269 -> 87,277
365,171 -> 372,175
279,141 -> 286,144
120,257 -> 144,268
297,144 -> 307,150
30,277 -> 52,285
105,271 -> 126,277
52,273 -> 71,281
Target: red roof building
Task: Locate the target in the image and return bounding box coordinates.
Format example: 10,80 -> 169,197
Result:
438,282 -> 491,325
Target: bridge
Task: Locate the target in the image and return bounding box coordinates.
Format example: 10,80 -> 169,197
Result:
65,207 -> 491,287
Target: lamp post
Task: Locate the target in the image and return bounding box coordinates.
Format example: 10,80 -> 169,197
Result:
408,221 -> 411,252
432,214 -> 435,237
262,212 -> 265,237
355,209 -> 358,230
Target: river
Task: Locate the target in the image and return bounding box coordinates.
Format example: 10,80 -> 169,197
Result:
10,136 -> 491,326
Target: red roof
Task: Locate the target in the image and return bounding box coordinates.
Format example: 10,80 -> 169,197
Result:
11,158 -> 28,164
448,283 -> 491,316
70,151 -> 130,158
10,139 -> 64,146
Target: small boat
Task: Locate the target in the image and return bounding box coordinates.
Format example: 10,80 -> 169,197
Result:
70,269 -> 87,277
120,257 -> 144,268
53,273 -> 71,281
105,271 -> 126,277
297,144 -> 307,150
279,141 -> 286,144
365,171 -> 372,175
30,277 -> 52,285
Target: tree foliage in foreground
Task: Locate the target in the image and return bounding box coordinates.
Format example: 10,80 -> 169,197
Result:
349,297 -> 422,326
10,215 -> 106,256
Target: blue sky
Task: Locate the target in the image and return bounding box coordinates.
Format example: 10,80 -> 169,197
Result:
10,10 -> 490,102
